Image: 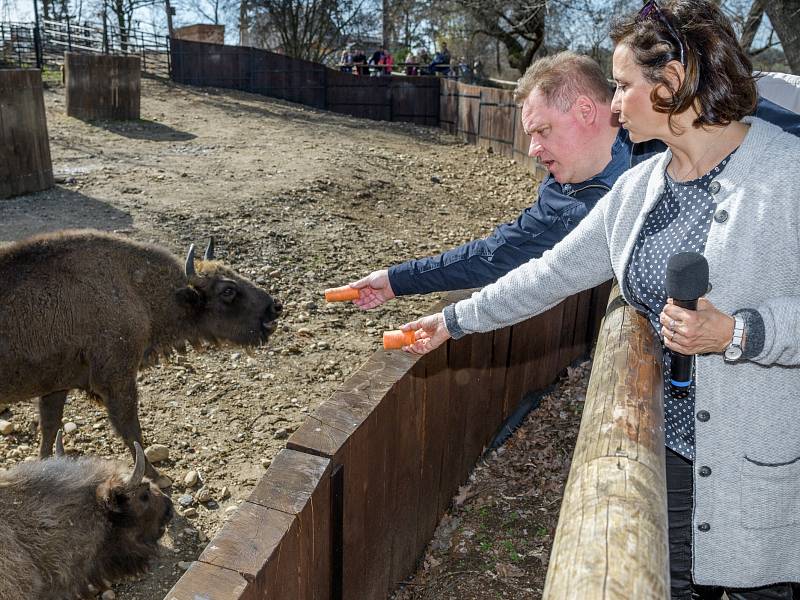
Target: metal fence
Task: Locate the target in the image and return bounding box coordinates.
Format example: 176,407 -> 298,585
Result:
0,17 -> 169,76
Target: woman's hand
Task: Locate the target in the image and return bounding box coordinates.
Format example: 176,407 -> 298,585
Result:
659,298 -> 734,355
400,312 -> 451,355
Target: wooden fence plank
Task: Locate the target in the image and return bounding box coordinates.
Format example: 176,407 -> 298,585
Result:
164,560 -> 253,600
65,53 -> 141,120
0,69 -> 53,199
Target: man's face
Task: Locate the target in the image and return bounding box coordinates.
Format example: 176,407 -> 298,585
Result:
521,90 -> 591,184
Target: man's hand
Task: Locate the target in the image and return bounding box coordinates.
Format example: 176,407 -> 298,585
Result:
400,313 -> 451,355
350,269 -> 396,310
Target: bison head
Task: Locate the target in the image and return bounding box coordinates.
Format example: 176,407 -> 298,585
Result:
177,239 -> 283,346
99,443 -> 174,547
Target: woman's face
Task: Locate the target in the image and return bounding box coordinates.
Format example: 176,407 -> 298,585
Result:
611,43 -> 671,143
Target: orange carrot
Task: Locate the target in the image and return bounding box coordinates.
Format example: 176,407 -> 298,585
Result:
383,329 -> 416,350
324,286 -> 360,302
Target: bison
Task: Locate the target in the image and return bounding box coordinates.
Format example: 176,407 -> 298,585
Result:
0,438 -> 173,600
0,229 -> 282,482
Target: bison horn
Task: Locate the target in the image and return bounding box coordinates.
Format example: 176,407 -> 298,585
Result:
126,442 -> 146,488
185,244 -> 196,278
204,237 -> 214,261
55,429 -> 65,457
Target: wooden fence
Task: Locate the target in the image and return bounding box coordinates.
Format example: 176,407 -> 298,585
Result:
0,68 -> 53,199
165,281 -> 612,600
543,285 -> 668,599
170,39 -> 440,125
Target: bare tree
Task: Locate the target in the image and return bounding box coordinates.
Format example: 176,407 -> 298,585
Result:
454,0 -> 546,74
764,1 -> 800,73
249,0 -> 372,62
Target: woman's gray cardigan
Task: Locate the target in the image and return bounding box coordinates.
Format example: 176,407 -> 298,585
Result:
445,117 -> 800,587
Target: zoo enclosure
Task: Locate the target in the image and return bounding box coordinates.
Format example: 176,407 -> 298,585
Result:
169,38 -> 546,176
166,283 -> 614,600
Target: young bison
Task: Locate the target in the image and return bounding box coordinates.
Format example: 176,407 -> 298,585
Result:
0,441 -> 173,600
0,230 -> 282,481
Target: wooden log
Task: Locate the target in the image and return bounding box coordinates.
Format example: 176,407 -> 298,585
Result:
543,284 -> 668,600
65,53 -> 141,120
0,69 -> 53,199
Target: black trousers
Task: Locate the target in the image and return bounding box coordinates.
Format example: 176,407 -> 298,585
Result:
666,447 -> 794,599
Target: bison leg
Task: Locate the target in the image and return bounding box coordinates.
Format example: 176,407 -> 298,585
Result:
38,390 -> 68,458
102,381 -> 162,482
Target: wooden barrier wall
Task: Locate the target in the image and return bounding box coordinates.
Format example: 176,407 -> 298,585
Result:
165,281 -> 612,600
65,53 -> 141,120
170,39 -> 439,125
0,68 -> 53,199
544,286 -> 669,599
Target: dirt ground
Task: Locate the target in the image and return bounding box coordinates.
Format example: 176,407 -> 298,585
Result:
0,76 -> 587,599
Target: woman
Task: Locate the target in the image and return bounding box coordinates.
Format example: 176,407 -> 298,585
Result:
401,1 -> 800,598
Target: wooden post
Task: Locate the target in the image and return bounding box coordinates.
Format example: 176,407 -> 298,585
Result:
64,52 -> 141,120
543,284 -> 669,600
0,69 -> 53,199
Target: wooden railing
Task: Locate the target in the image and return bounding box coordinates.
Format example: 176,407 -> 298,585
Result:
165,282 -> 612,599
543,284 -> 669,599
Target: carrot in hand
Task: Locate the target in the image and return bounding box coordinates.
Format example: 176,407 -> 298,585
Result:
383,329 -> 416,350
325,286 -> 360,302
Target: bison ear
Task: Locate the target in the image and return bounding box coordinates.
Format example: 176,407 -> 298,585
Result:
97,479 -> 130,514
176,286 -> 203,307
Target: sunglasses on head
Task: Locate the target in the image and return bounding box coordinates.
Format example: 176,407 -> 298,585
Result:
636,0 -> 686,66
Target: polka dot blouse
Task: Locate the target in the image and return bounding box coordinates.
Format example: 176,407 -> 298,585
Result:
624,152 -> 735,461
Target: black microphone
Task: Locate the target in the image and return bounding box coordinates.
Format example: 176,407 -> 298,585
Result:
665,252 -> 709,390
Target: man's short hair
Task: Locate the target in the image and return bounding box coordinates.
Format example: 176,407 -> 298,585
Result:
514,51 -> 613,110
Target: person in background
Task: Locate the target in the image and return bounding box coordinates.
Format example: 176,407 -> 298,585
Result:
379,48 -> 394,76
398,1 -> 800,598
339,48 -> 353,73
352,48 -> 368,75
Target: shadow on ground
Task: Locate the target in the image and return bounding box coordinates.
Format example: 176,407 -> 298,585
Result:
87,119 -> 197,142
0,187 -> 133,242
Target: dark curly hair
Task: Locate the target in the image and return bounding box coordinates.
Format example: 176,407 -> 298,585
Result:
610,0 -> 757,132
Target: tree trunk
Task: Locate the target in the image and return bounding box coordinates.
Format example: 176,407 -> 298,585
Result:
765,1 -> 800,74
740,0 -> 766,52
382,0 -> 390,49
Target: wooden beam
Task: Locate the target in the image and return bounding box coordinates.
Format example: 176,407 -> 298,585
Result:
543,284 -> 668,600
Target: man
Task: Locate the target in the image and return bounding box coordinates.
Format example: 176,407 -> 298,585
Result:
344,51 -> 800,308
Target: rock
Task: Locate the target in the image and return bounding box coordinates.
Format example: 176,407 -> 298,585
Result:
101,590 -> 116,600
182,507 -> 198,518
144,444 -> 170,463
219,486 -> 231,500
261,458 -> 272,469
224,505 -> 238,516
155,475 -> 173,489
63,422 -> 78,434
0,420 -> 13,435
178,494 -> 194,507
183,470 -> 199,487
195,486 -> 213,503
177,561 -> 193,571
273,428 -> 288,440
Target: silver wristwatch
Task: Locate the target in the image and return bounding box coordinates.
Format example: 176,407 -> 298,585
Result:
724,314 -> 745,362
